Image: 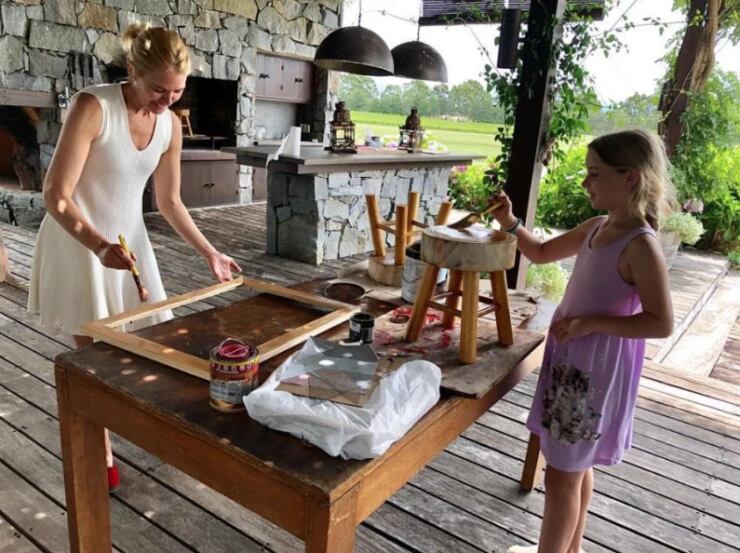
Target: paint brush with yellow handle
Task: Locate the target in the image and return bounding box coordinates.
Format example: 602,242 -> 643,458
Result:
118,234 -> 149,302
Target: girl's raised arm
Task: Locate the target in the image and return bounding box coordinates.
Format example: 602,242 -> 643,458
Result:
490,191 -> 601,264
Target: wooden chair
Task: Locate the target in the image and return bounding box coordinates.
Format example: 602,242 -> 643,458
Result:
404,226 -> 517,363
365,192 -> 452,286
173,108 -> 193,137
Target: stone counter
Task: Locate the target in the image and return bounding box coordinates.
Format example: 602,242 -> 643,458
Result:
225,147 -> 482,264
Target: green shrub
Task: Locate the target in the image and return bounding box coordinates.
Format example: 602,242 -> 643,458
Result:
448,158 -> 497,211
660,211 -> 705,245
536,144 -> 599,229
672,70 -> 740,252
527,262 -> 568,301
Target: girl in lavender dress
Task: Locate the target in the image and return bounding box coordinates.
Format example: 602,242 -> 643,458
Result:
492,130 -> 675,553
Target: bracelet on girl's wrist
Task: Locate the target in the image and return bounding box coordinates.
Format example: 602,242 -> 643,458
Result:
503,217 -> 523,234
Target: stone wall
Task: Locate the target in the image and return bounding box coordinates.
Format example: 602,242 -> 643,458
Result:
266,167 -> 451,264
0,0 -> 342,201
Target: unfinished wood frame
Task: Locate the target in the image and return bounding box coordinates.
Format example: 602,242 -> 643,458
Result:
81,277 -> 359,381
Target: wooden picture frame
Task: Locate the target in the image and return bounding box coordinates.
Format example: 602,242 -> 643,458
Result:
81,277 -> 359,381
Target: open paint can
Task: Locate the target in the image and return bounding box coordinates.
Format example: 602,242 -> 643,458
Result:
349,312 -> 375,344
209,338 -> 259,413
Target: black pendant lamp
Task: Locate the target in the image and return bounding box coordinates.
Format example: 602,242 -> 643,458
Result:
391,37 -> 448,82
314,0 -> 394,76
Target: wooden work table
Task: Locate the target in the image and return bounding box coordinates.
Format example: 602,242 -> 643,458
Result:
55,281 -> 546,552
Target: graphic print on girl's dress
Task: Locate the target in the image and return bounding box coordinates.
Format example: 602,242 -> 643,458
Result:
542,361 -> 602,444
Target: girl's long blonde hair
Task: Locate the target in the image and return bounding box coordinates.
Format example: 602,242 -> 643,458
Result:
588,129 -> 677,230
121,23 -> 191,76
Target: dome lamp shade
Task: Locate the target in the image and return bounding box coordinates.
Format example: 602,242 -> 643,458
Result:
391,40 -> 448,82
314,26 -> 394,77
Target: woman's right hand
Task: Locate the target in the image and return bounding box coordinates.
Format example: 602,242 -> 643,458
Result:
95,243 -> 135,270
490,191 -> 517,229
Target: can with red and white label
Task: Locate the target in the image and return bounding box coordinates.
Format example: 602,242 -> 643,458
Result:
209,338 -> 259,413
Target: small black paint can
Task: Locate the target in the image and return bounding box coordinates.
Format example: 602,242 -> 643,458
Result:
349,313 -> 375,344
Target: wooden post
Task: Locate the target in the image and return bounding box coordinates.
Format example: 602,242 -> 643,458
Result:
435,200 -> 452,225
394,204 -> 408,266
365,194 -> 386,258
505,0 -> 566,290
459,271 -> 479,363
406,191 -> 420,247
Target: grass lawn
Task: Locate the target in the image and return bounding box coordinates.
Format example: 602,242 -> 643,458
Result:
351,111 -> 502,161
352,121 -> 501,161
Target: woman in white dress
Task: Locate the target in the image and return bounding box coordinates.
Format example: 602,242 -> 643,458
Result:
29,24 -> 241,491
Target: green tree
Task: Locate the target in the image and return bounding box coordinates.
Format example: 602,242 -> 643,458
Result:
430,84 -> 451,117
375,84 -> 404,114
337,75 -> 379,111
401,80 -> 432,115
449,80 -> 496,121
587,93 -> 662,134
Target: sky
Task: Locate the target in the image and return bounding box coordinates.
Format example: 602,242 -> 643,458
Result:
341,0 -> 740,103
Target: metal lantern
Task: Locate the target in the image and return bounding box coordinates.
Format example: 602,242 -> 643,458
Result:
398,107 -> 425,153
327,101 -> 357,154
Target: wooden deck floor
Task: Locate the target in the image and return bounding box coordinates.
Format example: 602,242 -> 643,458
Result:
0,204 -> 738,553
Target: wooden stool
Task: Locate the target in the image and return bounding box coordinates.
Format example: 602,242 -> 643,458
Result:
405,225 -> 517,363
365,192 -> 452,286
173,108 -> 193,137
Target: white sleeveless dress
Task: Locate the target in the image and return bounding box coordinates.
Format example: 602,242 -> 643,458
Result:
29,83 -> 173,335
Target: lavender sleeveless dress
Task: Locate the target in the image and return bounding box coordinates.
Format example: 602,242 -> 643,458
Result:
527,218 -> 656,472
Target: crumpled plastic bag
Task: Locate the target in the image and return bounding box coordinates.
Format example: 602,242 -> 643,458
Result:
243,356 -> 441,460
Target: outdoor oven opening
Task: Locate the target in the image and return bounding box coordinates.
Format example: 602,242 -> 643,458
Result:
0,106 -> 43,192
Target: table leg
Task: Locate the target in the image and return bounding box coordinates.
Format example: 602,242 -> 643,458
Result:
520,432 -> 545,491
56,367 -> 111,553
305,488 -> 359,553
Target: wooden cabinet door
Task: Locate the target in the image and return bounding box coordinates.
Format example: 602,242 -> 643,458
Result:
180,161 -> 215,208
209,160 -> 240,206
256,53 -> 284,98
283,58 -> 313,103
255,54 -> 313,103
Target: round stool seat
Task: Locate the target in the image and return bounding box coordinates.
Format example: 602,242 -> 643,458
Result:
421,224 -> 517,272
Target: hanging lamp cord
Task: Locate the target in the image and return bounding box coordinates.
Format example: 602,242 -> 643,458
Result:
358,0 -> 362,26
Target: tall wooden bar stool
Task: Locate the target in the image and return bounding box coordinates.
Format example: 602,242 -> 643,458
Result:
365,192 -> 452,286
173,108 -> 193,137
405,225 -> 517,363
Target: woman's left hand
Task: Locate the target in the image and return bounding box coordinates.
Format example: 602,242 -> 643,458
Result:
551,317 -> 593,343
205,251 -> 242,282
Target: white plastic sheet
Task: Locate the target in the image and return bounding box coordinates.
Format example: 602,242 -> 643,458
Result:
243,355 -> 442,460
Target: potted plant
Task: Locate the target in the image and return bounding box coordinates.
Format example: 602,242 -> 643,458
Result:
659,199 -> 705,269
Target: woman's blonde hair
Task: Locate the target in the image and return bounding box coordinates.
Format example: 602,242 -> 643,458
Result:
121,23 -> 191,76
588,129 -> 677,230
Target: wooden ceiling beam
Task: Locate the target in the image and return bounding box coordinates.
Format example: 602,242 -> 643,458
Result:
419,0 -> 603,26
